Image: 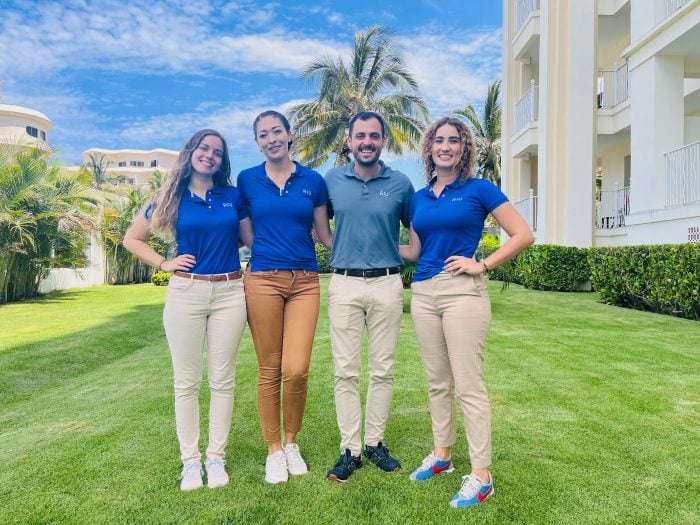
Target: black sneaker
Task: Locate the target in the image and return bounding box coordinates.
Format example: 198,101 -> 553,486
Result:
327,449 -> 362,482
363,442 -> 401,472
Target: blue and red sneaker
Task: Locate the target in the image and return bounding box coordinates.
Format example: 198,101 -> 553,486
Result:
409,452 -> 454,481
449,473 -> 495,508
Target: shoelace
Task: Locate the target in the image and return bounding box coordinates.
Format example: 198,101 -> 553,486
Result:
458,474 -> 484,498
285,444 -> 302,461
207,458 -> 226,472
181,462 -> 201,478
269,452 -> 287,468
419,452 -> 440,469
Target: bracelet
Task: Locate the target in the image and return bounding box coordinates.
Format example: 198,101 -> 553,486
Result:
481,261 -> 489,274
158,258 -> 166,271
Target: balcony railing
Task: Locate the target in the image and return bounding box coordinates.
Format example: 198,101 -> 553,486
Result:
515,0 -> 540,35
664,0 -> 690,20
597,61 -> 630,109
514,80 -> 539,134
513,189 -> 538,231
665,141 -> 700,206
596,185 -> 630,229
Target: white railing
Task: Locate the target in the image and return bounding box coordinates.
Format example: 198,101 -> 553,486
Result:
514,80 -> 539,133
596,185 -> 630,229
515,0 -> 540,34
664,0 -> 690,19
665,141 -> 700,206
597,61 -> 629,109
513,189 -> 538,231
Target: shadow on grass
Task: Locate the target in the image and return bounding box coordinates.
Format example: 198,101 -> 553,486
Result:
0,302 -> 165,406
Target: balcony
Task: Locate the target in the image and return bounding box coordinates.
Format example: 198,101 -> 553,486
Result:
665,141 -> 700,206
596,185 -> 630,228
513,0 -> 540,63
662,0 -> 691,22
513,189 -> 538,231
512,80 -> 539,158
598,62 -> 630,109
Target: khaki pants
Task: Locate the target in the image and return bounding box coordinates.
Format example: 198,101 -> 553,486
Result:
163,275 -> 247,464
410,272 -> 492,468
244,270 -> 320,444
328,273 -> 404,456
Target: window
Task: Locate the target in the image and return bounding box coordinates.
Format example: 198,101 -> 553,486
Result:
118,161 -> 127,167
40,131 -> 46,141
26,126 -> 38,137
129,161 -> 144,167
150,160 -> 157,167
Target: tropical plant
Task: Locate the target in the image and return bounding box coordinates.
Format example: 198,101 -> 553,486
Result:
85,152 -> 113,186
289,25 -> 430,168
0,142 -> 98,303
454,80 -> 502,186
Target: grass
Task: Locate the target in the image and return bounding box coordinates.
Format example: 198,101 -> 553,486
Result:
1,279 -> 699,524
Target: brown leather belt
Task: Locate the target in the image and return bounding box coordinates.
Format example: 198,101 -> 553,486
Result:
172,270 -> 242,281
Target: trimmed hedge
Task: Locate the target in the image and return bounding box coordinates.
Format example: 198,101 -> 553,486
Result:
589,243 -> 700,321
315,243 -> 332,274
516,245 -> 590,291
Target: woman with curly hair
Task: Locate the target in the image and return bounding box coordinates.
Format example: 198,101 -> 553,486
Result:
124,129 -> 252,491
400,117 -> 533,508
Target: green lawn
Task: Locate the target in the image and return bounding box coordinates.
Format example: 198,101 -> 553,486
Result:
1,279 -> 699,524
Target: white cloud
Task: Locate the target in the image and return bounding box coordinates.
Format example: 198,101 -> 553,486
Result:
0,1 -> 350,78
396,28 -> 503,116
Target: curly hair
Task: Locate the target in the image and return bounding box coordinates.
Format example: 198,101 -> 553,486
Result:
150,129 -> 231,240
420,117 -> 476,184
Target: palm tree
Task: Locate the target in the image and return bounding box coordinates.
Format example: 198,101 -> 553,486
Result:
454,80 -> 502,186
85,152 -> 113,186
289,25 -> 430,168
0,143 -> 98,302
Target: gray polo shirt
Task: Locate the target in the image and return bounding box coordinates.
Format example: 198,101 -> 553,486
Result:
325,160 -> 415,269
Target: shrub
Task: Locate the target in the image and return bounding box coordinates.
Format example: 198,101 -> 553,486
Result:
589,243 -> 700,320
151,271 -> 171,286
516,245 -> 590,291
315,243 -> 332,274
476,244 -> 521,284
400,262 -> 416,288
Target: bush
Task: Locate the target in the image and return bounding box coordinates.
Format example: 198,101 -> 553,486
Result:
476,244 -> 521,285
589,243 -> 700,320
400,262 -> 416,288
516,245 -> 590,291
151,271 -> 171,286
315,243 -> 332,274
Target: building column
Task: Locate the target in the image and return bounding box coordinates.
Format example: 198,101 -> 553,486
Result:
629,55 -> 684,212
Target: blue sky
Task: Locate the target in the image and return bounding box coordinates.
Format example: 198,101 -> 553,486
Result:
1,0 -> 502,186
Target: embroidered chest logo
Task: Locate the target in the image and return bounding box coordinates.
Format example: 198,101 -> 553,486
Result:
302,188 -> 312,197
222,202 -> 234,207
378,190 -> 390,198
451,197 -> 463,202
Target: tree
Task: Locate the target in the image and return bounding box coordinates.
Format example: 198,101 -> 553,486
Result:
85,152 -> 113,186
0,143 -> 98,303
289,25 -> 430,168
454,80 -> 502,186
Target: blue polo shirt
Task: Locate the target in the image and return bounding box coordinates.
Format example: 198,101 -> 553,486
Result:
325,161 -> 414,269
237,161 -> 328,271
410,177 -> 508,281
145,185 -> 248,275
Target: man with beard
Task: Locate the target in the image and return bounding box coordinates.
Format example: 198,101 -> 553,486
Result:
324,111 -> 415,482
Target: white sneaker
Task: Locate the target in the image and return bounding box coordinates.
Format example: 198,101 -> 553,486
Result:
284,443 -> 308,475
180,461 -> 203,491
265,450 -> 288,484
205,458 -> 229,489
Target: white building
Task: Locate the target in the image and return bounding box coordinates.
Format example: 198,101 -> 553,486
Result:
502,0 -> 700,247
81,147 -> 178,187
0,103 -> 52,150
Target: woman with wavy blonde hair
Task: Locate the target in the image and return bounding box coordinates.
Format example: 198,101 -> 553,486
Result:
400,116 -> 533,508
124,129 -> 252,491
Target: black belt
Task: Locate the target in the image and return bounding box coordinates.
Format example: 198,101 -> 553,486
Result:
334,267 -> 400,278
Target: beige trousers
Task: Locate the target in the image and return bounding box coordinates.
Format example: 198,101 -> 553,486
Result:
162,275 -> 247,464
410,272 -> 493,468
328,273 -> 404,456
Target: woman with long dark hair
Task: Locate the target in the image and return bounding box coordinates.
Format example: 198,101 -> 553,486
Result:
237,110 -> 332,484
